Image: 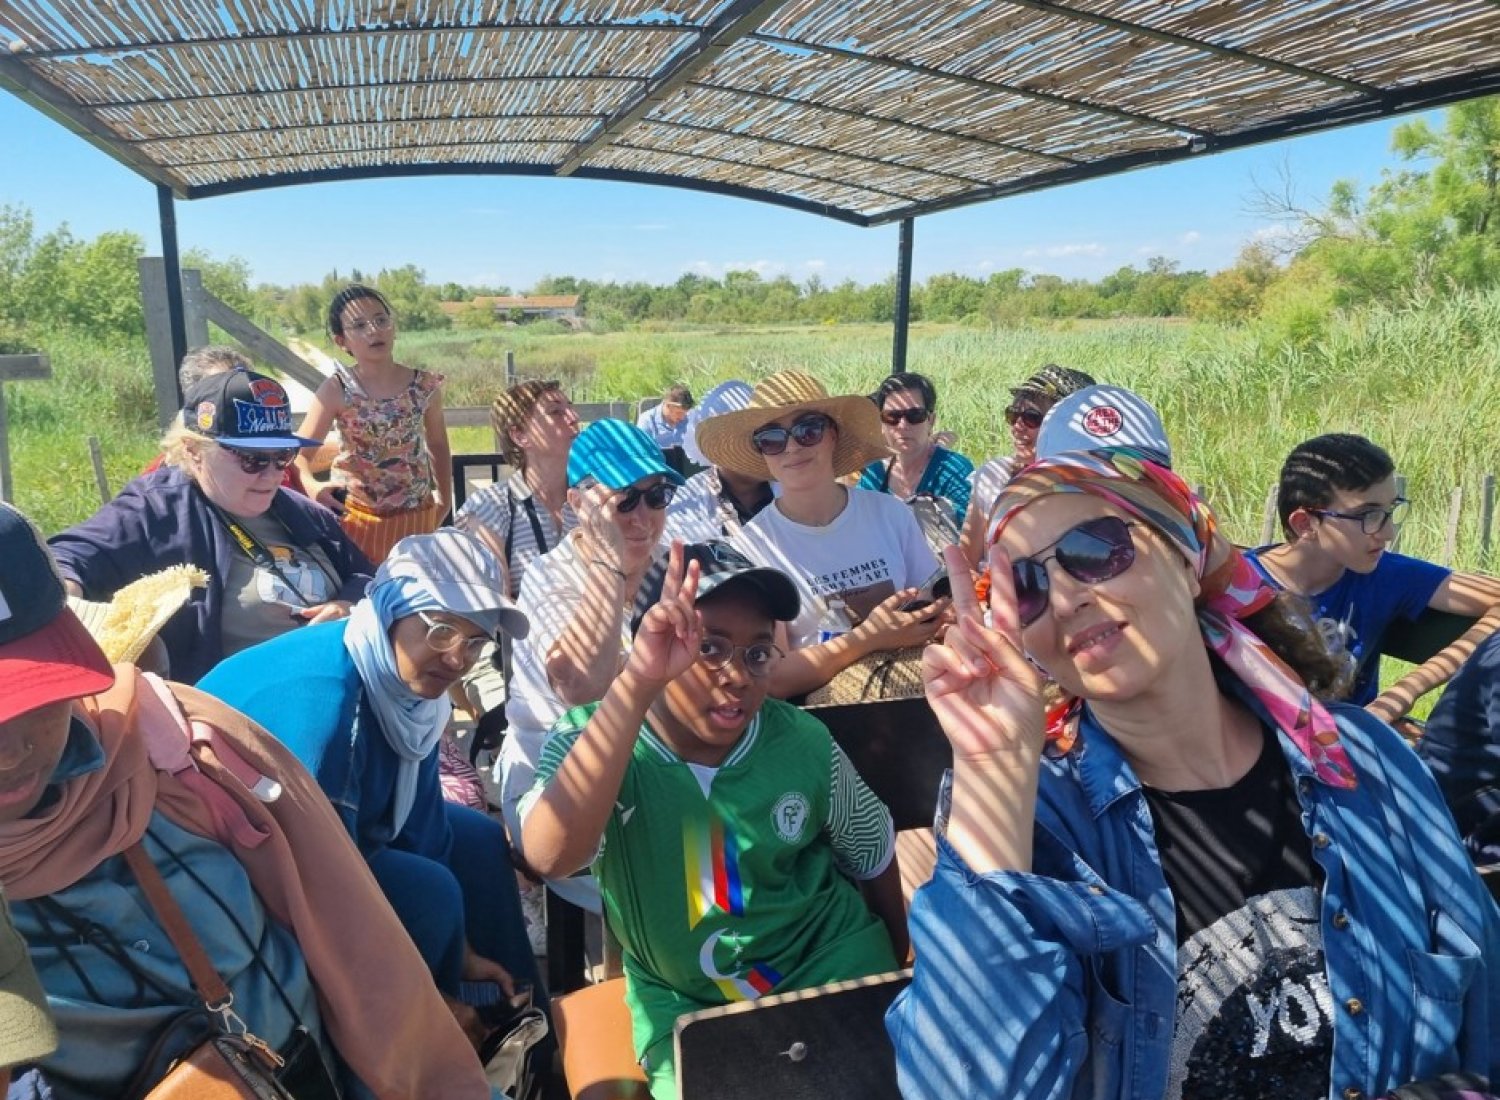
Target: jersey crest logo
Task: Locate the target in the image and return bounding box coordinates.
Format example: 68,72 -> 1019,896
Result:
772,792 -> 810,844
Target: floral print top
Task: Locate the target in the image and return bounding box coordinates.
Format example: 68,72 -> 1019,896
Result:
331,367 -> 444,514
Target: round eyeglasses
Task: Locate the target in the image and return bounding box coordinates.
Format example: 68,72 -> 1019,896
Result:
417,612 -> 491,662
697,638 -> 784,677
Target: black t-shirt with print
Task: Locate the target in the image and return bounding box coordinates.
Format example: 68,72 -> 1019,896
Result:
1142,725 -> 1333,1100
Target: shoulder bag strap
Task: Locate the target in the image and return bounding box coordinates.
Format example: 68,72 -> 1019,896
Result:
121,842 -> 236,1013
519,494 -> 550,554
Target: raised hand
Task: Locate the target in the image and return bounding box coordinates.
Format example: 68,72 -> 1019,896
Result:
922,544 -> 1046,763
576,480 -> 628,572
625,540 -> 702,686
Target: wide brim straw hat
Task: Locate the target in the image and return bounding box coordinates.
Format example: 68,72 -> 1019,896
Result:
67,565 -> 208,665
696,370 -> 888,482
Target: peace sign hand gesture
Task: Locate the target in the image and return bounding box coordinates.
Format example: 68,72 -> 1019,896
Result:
625,540 -> 702,687
923,545 -> 1047,764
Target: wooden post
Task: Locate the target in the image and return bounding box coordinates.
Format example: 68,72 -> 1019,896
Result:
0,354 -> 52,503
505,350 -> 516,388
892,217 -> 914,375
1482,474 -> 1495,562
1260,485 -> 1278,546
87,436 -> 110,504
1444,485 -> 1463,566
181,268 -> 210,349
1391,474 -> 1408,553
140,257 -> 184,429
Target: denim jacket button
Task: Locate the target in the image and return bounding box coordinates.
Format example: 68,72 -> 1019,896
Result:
1313,833 -> 1331,849
1087,884 -> 1105,895
1331,911 -> 1350,930
1344,997 -> 1364,1016
1343,1089 -> 1364,1100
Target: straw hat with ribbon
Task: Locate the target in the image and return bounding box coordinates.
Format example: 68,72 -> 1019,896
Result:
695,370 -> 888,482
67,565 -> 208,665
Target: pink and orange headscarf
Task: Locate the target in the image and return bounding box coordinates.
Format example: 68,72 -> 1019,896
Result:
990,448 -> 1356,789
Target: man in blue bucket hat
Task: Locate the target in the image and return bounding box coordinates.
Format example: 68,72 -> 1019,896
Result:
501,420 -> 683,909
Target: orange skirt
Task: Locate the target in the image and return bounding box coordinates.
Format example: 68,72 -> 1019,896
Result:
341,497 -> 445,565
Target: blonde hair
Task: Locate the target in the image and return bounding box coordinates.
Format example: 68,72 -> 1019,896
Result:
158,421 -> 211,470
491,379 -> 563,471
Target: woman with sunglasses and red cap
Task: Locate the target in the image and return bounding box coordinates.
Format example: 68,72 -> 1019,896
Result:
697,370 -> 947,700
961,364 -> 1095,570
889,426 -> 1500,1099
48,369 -> 373,684
860,372 -> 974,537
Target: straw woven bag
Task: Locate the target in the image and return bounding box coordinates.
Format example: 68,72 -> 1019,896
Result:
805,645 -> 928,707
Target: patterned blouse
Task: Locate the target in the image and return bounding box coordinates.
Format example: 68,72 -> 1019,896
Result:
331,367 -> 444,514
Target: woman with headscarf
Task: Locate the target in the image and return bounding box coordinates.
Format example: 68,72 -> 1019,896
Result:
888,415 -> 1500,1099
198,529 -> 544,1045
664,380 -> 776,544
0,503 -> 490,1098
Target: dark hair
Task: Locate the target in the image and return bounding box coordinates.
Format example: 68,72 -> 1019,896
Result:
492,379 -> 564,472
1013,365 -> 1095,407
874,372 -> 937,413
1276,433 -> 1395,538
1244,591 -> 1356,701
665,383 -> 694,409
327,285 -> 392,337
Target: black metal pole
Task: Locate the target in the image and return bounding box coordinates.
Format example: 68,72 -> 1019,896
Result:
157,184 -> 187,405
892,217 -> 914,375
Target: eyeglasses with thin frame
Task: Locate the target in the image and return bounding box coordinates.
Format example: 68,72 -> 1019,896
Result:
1010,515 -> 1139,626
617,481 -> 677,513
1311,497 -> 1409,536
220,445 -> 297,475
697,637 -> 784,677
751,414 -> 832,456
1005,405 -> 1045,430
417,611 -> 491,662
881,407 -> 931,427
344,314 -> 394,337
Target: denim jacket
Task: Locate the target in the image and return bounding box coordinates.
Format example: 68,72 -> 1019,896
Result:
887,695 -> 1500,1100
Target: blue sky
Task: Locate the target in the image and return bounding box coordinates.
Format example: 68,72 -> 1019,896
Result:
0,92 -> 1428,290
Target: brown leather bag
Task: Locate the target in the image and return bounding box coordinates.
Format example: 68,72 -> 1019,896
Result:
123,843 -> 299,1100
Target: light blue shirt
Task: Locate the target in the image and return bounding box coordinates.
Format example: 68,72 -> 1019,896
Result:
887,693 -> 1500,1100
637,403 -> 688,450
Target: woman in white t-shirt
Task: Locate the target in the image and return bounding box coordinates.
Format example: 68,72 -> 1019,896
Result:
697,370 -> 947,698
960,364 -> 1095,570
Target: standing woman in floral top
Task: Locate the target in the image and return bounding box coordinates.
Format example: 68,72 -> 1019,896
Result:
296,285 -> 453,563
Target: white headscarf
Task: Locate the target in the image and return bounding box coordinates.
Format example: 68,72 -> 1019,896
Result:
683,380 -> 754,467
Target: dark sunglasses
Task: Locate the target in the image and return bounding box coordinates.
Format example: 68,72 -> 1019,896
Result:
881,407 -> 931,427
1005,405 -> 1045,430
1011,515 -> 1138,626
617,481 -> 676,512
220,444 -> 297,475
751,414 -> 832,456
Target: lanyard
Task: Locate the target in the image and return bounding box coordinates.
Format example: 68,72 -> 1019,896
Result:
203,494 -> 332,608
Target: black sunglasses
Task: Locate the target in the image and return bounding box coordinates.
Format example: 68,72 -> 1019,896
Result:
220,444 -> 296,475
1005,405 -> 1045,430
751,414 -> 832,456
1011,516 -> 1138,626
881,407 -> 931,427
617,481 -> 676,513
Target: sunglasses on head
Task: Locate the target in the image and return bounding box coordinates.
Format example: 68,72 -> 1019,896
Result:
617,481 -> 676,512
1010,515 -> 1138,626
881,407 -> 931,427
751,414 -> 832,456
1005,405 -> 1045,430
220,444 -> 297,475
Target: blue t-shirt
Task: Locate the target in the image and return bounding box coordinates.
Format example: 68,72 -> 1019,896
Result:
858,446 -> 975,525
1244,547 -> 1449,705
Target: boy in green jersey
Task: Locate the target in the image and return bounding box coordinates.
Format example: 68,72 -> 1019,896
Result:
522,539 -> 907,1098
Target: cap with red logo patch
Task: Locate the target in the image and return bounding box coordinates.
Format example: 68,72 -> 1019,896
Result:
1037,384 -> 1173,466
180,368 -> 320,449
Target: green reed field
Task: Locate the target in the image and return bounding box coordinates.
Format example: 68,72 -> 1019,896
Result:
12,291 -> 1500,581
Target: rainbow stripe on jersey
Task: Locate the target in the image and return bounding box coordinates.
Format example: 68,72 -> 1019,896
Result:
684,816 -> 745,929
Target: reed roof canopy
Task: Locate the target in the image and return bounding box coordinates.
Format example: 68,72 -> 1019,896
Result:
2,0 -> 1500,226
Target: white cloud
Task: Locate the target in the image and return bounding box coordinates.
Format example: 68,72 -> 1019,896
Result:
1021,242 -> 1107,259
1179,230 -> 1202,246
682,258 -> 786,278
976,259 -> 995,271
802,259 -> 827,272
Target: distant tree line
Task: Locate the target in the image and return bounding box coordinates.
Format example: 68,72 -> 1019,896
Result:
3,97 -> 1498,351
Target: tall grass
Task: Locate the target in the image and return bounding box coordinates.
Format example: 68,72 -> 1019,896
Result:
15,292 -> 1500,583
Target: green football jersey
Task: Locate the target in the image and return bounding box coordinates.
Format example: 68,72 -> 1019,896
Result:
522,698 -> 898,1093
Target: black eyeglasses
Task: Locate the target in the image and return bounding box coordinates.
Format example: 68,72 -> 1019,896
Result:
1312,498 -> 1409,535
617,481 -> 676,513
751,414 -> 832,456
220,445 -> 297,475
1005,405 -> 1045,430
881,407 -> 931,427
697,637 -> 784,677
1011,516 -> 1138,626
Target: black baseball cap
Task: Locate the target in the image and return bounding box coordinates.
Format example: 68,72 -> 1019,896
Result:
181,368 -> 319,449
633,541 -> 800,634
